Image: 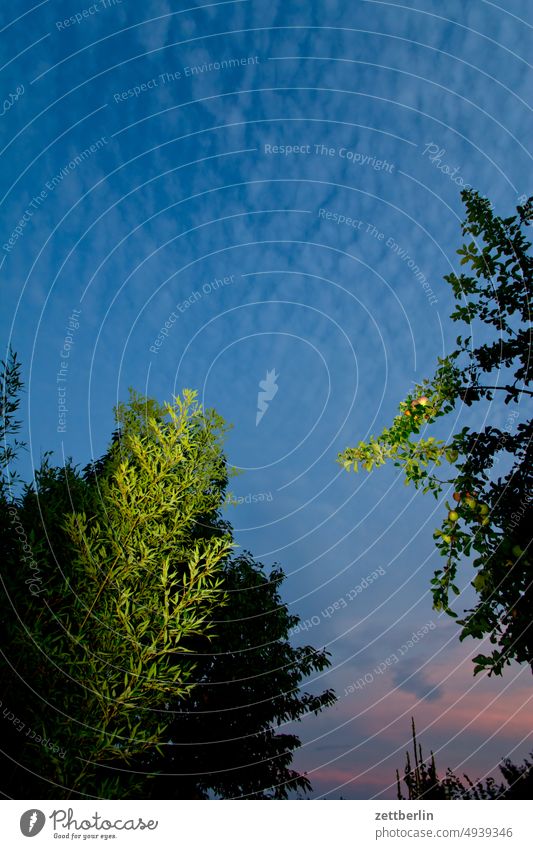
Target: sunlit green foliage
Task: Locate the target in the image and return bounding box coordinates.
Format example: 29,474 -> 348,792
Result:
339,190 -> 533,676
2,390 -> 233,795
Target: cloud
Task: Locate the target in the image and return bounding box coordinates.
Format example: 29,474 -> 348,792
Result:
391,665 -> 443,702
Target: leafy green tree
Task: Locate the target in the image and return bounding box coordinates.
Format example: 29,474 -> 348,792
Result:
397,719 -> 533,800
127,552 -> 336,799
0,347 -> 25,495
339,191 -> 532,676
2,390 -> 233,797
2,370 -> 335,799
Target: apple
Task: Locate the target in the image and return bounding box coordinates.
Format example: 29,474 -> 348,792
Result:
465,496 -> 477,510
442,534 -> 452,544
448,510 -> 459,522
479,503 -> 490,515
453,492 -> 461,502
418,396 -> 429,406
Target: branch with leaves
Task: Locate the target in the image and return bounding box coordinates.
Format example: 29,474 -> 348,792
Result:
339,190 -> 533,676
3,390 -> 234,796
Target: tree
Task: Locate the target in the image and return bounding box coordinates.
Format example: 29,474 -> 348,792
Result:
0,347 -> 25,496
1,370 -> 335,799
2,390 -> 233,797
127,552 -> 336,799
339,190 -> 532,676
397,719 -> 533,800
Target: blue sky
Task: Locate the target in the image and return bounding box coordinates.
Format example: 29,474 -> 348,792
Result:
1,0 -> 532,798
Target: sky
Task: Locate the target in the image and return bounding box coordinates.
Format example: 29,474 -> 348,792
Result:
1,0 -> 532,799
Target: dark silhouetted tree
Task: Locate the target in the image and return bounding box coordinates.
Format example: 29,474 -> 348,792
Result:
1,370 -> 335,799
128,552 -> 335,799
397,719 -> 533,800
340,191 -> 533,676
